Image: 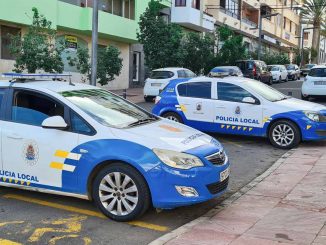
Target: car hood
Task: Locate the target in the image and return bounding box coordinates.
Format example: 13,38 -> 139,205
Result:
274,97 -> 326,112
110,119 -> 221,155
270,71 -> 280,75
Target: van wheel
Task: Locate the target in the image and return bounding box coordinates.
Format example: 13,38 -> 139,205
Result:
163,112 -> 183,123
301,94 -> 309,101
144,96 -> 154,102
269,120 -> 301,149
92,163 -> 150,222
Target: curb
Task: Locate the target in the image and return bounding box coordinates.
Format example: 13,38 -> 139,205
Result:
148,149 -> 296,245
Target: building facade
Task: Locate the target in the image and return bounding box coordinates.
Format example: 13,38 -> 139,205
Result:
205,0 -> 301,59
0,0 -> 170,89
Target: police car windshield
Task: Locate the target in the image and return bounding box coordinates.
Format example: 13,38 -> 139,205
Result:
61,89 -> 157,128
245,80 -> 288,102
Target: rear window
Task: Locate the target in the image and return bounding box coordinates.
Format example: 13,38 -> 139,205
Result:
304,64 -> 315,69
150,71 -> 174,79
286,65 -> 295,70
177,82 -> 211,99
309,68 -> 326,77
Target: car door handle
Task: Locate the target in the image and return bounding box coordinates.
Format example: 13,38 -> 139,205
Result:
7,133 -> 23,140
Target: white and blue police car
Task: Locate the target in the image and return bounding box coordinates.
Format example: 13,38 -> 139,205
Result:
153,77 -> 326,149
0,73 -> 230,221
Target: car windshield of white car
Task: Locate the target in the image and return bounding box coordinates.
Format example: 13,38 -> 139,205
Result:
271,67 -> 279,71
61,89 -> 157,128
150,71 -> 174,79
245,80 -> 288,102
308,68 -> 326,77
286,65 -> 295,70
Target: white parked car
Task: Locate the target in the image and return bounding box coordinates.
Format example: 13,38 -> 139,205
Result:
302,65 -> 326,100
269,65 -> 288,83
285,64 -> 301,81
143,68 -> 196,102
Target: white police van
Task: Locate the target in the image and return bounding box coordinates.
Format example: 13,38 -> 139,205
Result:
153,77 -> 326,149
0,74 -> 230,221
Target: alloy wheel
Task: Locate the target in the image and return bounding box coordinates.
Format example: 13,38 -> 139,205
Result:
272,124 -> 295,147
166,115 -> 180,122
99,172 -> 139,216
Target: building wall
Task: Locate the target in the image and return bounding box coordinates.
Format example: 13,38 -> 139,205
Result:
0,0 -> 171,89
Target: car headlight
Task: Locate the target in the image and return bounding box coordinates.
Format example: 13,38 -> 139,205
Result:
304,111 -> 320,122
153,149 -> 204,169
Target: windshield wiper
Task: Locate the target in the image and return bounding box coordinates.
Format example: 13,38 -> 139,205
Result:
128,117 -> 157,127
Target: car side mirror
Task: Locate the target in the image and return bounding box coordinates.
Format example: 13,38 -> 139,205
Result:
242,97 -> 256,104
42,116 -> 68,129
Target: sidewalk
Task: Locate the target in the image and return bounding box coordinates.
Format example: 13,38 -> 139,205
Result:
151,145 -> 326,245
109,87 -> 145,104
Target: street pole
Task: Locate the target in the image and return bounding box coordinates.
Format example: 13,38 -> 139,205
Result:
258,15 -> 262,60
300,28 -> 305,67
91,0 -> 99,86
300,27 -> 316,67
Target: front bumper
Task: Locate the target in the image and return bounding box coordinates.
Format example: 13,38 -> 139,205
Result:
302,120 -> 326,141
147,160 -> 230,209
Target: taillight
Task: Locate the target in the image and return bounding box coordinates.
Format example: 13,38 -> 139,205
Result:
253,64 -> 257,76
155,96 -> 161,104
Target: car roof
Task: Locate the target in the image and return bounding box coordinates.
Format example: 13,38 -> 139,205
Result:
168,76 -> 251,87
311,65 -> 326,68
211,66 -> 239,69
153,67 -> 188,72
0,80 -> 100,93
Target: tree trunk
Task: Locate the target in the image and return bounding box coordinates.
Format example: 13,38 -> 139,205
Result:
311,21 -> 320,64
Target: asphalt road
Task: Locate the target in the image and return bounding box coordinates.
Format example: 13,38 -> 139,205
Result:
0,79 -> 325,245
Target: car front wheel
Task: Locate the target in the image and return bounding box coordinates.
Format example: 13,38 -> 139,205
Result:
163,112 -> 183,123
269,120 -> 301,149
93,163 -> 150,222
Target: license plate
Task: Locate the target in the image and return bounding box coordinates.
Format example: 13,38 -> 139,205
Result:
220,167 -> 230,182
151,83 -> 162,87
314,81 -> 326,85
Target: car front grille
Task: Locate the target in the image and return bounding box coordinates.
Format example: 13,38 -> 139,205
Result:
205,150 -> 227,165
206,177 -> 229,194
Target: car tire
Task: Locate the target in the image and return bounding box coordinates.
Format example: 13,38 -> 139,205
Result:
268,77 -> 273,85
285,76 -> 288,82
278,76 -> 282,83
144,96 -> 154,102
301,93 -> 310,101
92,163 -> 150,222
162,112 -> 183,123
268,120 -> 301,149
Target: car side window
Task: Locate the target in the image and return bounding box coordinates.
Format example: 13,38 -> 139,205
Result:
185,70 -> 196,78
70,111 -> 93,135
217,82 -> 254,103
177,70 -> 186,78
177,82 -> 211,99
0,88 -> 6,107
11,90 -> 65,126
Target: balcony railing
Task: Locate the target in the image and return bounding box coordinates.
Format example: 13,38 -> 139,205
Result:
220,8 -> 240,20
59,0 -> 135,20
241,17 -> 257,28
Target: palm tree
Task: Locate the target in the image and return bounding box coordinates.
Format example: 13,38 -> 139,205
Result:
301,0 -> 326,63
